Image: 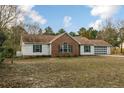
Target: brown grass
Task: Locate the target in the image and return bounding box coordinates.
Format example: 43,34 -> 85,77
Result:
0,56 -> 124,88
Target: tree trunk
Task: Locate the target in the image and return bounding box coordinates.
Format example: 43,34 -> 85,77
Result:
120,43 -> 123,54
115,47 -> 117,54
11,56 -> 14,64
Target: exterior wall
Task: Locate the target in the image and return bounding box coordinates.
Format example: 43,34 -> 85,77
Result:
107,46 -> 111,55
80,45 -> 94,55
22,43 -> 51,56
51,34 -> 79,57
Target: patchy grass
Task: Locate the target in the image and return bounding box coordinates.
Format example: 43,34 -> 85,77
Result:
0,56 -> 124,88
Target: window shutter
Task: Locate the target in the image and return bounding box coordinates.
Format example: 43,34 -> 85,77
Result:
33,45 -> 35,52
40,45 -> 42,52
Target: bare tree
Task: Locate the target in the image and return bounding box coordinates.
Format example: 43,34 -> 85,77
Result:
97,20 -> 119,54
0,5 -> 20,31
0,5 -> 21,64
116,20 -> 124,53
25,23 -> 40,35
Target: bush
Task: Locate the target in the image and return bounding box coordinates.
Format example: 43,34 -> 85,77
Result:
0,48 -> 6,63
111,47 -> 124,55
0,47 -> 14,63
5,48 -> 14,58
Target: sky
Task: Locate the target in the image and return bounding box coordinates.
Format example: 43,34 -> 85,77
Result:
18,5 -> 124,32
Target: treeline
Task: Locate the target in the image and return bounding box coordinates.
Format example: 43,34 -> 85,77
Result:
24,21 -> 124,50
0,5 -> 124,63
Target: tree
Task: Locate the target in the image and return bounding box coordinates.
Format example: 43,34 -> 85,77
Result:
114,20 -> 124,53
87,27 -> 98,39
97,20 -> 119,47
4,25 -> 26,49
38,28 -> 43,35
0,31 -> 6,46
0,5 -> 20,64
78,27 -> 98,39
69,31 -> 76,36
0,5 -> 19,31
56,28 -> 66,35
44,26 -> 55,35
25,23 -> 40,35
119,27 -> 124,53
78,27 -> 87,37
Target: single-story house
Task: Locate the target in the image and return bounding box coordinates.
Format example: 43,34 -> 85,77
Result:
19,33 -> 112,57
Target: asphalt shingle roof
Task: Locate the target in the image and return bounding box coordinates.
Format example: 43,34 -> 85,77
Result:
22,33 -> 111,46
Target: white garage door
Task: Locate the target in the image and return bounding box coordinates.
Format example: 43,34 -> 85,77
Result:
94,46 -> 107,55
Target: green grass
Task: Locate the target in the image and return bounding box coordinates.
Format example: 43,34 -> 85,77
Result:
0,56 -> 124,88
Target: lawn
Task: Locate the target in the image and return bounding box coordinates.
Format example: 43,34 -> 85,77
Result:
0,56 -> 124,88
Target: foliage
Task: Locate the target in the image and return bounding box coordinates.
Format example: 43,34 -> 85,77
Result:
44,26 -> 55,35
111,47 -> 124,55
0,48 -> 5,63
25,23 -> 40,34
78,27 -> 98,39
69,31 -> 76,36
56,28 -> 66,35
38,29 -> 43,34
0,5 -> 19,31
78,27 -> 87,37
0,47 -> 14,63
97,21 -> 119,47
87,27 -> 98,39
0,31 -> 6,46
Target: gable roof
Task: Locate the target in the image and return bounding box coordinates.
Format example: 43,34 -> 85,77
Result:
22,33 -> 111,46
50,32 -> 80,44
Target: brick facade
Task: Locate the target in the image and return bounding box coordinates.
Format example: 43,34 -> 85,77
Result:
51,33 -> 79,57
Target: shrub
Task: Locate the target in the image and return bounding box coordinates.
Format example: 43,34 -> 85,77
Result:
0,47 -> 14,63
5,48 -> 14,58
0,48 -> 6,63
111,47 -> 124,55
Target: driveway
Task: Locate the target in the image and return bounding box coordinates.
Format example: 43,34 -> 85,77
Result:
100,55 -> 124,58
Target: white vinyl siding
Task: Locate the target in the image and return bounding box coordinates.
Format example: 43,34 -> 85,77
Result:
80,45 -> 94,55
22,43 -> 51,56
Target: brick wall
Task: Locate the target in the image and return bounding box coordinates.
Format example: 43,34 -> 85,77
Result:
51,33 -> 79,57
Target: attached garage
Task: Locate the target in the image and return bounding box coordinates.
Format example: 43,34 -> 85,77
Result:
94,46 -> 108,55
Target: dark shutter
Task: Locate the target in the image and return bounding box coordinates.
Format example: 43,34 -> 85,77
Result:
40,45 -> 42,52
33,45 -> 35,52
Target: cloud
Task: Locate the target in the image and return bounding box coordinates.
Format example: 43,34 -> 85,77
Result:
63,16 -> 72,28
17,5 -> 47,25
29,10 -> 47,25
89,19 -> 102,30
88,5 -> 120,30
90,5 -> 120,19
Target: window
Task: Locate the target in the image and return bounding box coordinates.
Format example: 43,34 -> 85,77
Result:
84,46 -> 91,52
33,45 -> 42,52
59,43 -> 73,53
